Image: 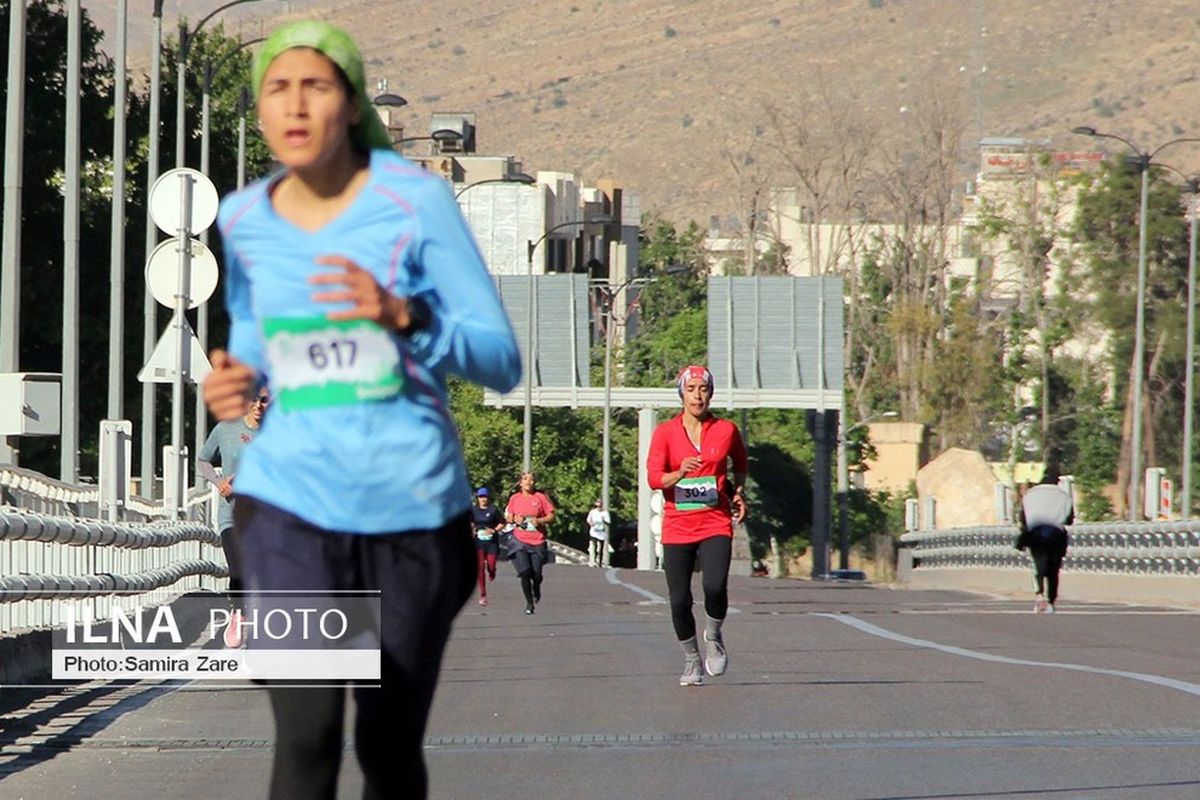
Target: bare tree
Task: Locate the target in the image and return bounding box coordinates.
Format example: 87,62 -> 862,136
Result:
758,79 -> 877,415
719,125 -> 774,275
870,81 -> 968,438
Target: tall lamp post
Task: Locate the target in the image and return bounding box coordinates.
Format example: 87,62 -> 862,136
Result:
392,129 -> 462,151
524,215 -> 613,472
595,266 -> 687,542
1072,127 -> 1200,519
454,173 -> 535,199
1153,164 -> 1200,516
175,0 -> 265,168
0,0 -> 27,465
596,276 -> 648,516
1184,180 -> 1200,517
372,86 -> 407,140
195,36 -> 262,468
836,410 -> 897,573
140,0 -> 165,496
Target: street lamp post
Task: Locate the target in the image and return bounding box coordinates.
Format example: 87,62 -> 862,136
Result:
372,85 -> 407,140
392,129 -> 462,151
141,0 -> 165,496
195,37 -> 263,470
836,410 -> 898,572
175,0 -> 264,168
1185,184 -> 1200,517
597,277 -> 649,515
1072,127 -> 1200,519
137,0 -> 261,497
0,0 -> 27,466
523,215 -> 613,472
236,87 -> 249,189
1142,163 -> 1200,517
454,173 -> 535,199
107,0 -> 128,424
595,264 -> 684,565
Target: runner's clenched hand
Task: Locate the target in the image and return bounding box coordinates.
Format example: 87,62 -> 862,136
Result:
310,255 -> 415,330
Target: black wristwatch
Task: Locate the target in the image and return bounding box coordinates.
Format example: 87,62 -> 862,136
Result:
399,296 -> 432,336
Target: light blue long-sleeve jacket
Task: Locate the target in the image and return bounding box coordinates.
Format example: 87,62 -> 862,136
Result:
217,150 -> 521,533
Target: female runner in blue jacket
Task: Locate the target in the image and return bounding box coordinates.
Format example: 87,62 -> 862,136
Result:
203,20 -> 521,800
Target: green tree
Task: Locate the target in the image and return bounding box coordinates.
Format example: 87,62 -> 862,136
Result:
924,286 -> 1007,448
1073,158 -> 1191,515
625,214 -> 709,387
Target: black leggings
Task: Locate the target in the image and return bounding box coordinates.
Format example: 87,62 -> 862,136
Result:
235,497 -> 475,800
219,527 -> 244,595
511,543 -> 547,605
662,536 -> 732,641
1030,547 -> 1064,604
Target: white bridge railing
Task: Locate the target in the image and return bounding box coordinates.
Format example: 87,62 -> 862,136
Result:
0,466 -> 226,635
900,520 -> 1200,576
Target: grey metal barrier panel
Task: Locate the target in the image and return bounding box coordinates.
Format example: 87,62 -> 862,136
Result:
899,521 -> 1200,576
708,276 -> 845,393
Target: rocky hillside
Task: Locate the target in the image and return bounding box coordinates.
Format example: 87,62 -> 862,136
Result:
90,0 -> 1200,225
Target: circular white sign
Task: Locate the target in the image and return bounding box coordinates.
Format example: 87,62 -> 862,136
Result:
149,168 -> 219,236
145,238 -> 219,309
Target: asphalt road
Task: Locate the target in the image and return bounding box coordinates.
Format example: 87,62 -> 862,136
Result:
2,565 -> 1199,799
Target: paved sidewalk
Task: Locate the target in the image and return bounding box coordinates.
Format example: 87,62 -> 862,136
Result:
3,564 -> 1200,799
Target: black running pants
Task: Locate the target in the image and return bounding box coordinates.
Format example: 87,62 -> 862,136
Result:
662,535 -> 732,641
234,497 -> 475,800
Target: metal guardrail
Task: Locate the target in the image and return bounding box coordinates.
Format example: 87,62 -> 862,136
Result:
547,540 -> 587,565
0,463 -> 210,520
900,520 -> 1200,576
0,466 -> 226,635
0,466 -> 593,637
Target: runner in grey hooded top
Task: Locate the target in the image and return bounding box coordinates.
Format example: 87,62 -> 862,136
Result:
1015,483 -> 1073,611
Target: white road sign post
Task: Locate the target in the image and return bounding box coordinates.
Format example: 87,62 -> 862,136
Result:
139,168 -> 218,517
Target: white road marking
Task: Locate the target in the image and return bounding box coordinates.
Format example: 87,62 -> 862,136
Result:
605,569 -> 667,603
818,613 -> 1200,698
900,608 -> 1198,616
606,568 -> 741,613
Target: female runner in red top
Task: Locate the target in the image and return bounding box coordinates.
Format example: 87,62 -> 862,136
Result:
505,471 -> 557,614
646,365 -> 748,686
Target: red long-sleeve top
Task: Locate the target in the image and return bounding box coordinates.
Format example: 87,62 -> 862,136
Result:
646,413 -> 748,544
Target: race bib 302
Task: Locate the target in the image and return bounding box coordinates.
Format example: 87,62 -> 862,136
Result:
674,476 -> 719,511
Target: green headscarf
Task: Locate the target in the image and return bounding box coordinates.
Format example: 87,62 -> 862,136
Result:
252,20 -> 393,152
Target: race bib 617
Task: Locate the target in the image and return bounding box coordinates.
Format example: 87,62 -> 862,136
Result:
263,317 -> 403,412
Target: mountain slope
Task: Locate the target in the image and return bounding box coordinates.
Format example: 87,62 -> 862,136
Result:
91,0 -> 1200,223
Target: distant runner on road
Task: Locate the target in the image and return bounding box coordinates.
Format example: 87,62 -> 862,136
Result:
196,387 -> 269,648
1015,480 -> 1073,614
505,472 -> 557,615
472,487 -> 505,607
646,365 -> 748,686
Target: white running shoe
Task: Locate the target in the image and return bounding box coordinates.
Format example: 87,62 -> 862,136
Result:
223,609 -> 244,649
679,656 -> 704,686
1034,597 -> 1048,614
704,633 -> 728,676
1045,603 -> 1055,614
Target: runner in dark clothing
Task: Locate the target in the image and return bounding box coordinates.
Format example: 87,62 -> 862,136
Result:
1015,482 -> 1074,613
471,487 -> 505,606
